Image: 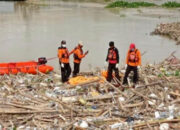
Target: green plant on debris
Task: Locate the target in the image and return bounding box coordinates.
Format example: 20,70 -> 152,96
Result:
106,1 -> 157,8
158,68 -> 180,77
162,1 -> 180,8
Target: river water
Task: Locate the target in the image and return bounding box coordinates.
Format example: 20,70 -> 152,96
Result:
0,0 -> 180,72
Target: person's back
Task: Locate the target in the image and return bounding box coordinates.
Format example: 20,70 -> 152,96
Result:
73,46 -> 84,63
58,46 -> 69,64
70,41 -> 88,77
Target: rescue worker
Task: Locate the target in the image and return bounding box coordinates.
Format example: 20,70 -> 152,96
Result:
123,43 -> 141,86
58,40 -> 71,83
70,41 -> 89,77
105,41 -> 120,82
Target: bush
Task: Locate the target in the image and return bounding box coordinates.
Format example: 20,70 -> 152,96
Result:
106,1 -> 157,8
162,1 -> 180,8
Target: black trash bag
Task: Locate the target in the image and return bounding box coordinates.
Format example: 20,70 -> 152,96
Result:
125,117 -> 134,123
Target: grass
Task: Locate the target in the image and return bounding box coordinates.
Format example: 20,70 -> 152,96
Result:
106,1 -> 157,8
162,1 -> 180,8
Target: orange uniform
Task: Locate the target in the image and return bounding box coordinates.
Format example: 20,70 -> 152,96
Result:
70,47 -> 86,63
58,47 -> 70,64
126,49 -> 141,67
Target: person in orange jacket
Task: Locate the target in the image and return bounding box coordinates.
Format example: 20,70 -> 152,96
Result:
123,43 -> 141,85
70,41 -> 89,77
58,40 -> 72,83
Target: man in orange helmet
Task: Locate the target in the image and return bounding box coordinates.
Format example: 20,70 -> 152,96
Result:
105,41 -> 120,82
58,40 -> 71,83
123,43 -> 141,86
70,41 -> 89,77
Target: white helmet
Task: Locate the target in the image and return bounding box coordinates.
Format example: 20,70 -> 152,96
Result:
78,41 -> 83,46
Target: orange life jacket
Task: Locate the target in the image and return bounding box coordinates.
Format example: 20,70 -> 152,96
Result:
58,47 -> 69,64
126,49 -> 141,66
129,49 -> 138,62
72,47 -> 85,63
108,49 -> 117,64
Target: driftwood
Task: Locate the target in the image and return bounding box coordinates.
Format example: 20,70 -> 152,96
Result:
0,52 -> 179,129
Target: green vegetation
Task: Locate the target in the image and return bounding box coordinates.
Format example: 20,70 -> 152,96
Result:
106,1 -> 157,8
162,1 -> 180,8
107,1 -> 180,8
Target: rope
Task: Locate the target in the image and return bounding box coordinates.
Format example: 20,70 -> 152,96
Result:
46,57 -> 58,61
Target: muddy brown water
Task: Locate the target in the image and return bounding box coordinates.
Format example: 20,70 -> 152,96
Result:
0,1 -> 180,72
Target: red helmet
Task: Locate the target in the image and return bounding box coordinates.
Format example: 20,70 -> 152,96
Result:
130,43 -> 136,49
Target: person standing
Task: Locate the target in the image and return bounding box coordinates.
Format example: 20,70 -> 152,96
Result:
70,41 -> 89,77
123,43 -> 141,86
105,41 -> 121,82
58,40 -> 71,83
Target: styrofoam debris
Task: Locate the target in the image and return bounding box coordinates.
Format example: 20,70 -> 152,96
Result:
110,123 -> 123,129
148,100 -> 156,105
149,93 -> 157,98
80,121 -> 88,128
159,123 -> 169,130
118,97 -> 125,102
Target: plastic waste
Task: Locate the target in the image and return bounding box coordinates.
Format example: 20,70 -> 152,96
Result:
79,98 -> 87,105
126,117 -> 134,130
91,105 -> 97,109
125,117 -> 134,123
159,123 -> 169,130
90,90 -> 99,97
110,123 -> 122,129
148,100 -> 156,105
79,121 -> 88,128
158,103 -> 164,108
54,74 -> 61,79
155,111 -> 169,119
149,93 -> 157,98
167,105 -> 174,120
118,97 -> 125,102
18,79 -> 24,84
40,82 -> 48,87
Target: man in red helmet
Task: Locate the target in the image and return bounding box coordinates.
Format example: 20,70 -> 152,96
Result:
123,43 -> 141,86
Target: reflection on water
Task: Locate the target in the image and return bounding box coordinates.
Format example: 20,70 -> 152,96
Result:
14,2 -> 39,21
0,1 -> 179,72
0,2 -> 14,13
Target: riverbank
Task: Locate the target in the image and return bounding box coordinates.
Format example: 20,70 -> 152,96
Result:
0,53 -> 179,129
26,0 -> 180,8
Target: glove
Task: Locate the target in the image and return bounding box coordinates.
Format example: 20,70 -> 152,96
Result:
115,63 -> 119,68
125,64 -> 127,69
85,50 -> 89,55
104,61 -> 108,66
61,63 -> 64,68
137,66 -> 141,71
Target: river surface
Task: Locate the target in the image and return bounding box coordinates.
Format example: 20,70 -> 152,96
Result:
0,0 -> 180,72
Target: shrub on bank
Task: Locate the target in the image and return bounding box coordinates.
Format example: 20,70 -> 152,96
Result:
106,1 -> 157,8
162,1 -> 180,8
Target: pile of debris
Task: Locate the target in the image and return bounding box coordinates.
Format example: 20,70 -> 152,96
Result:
152,22 -> 180,45
0,52 -> 179,129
